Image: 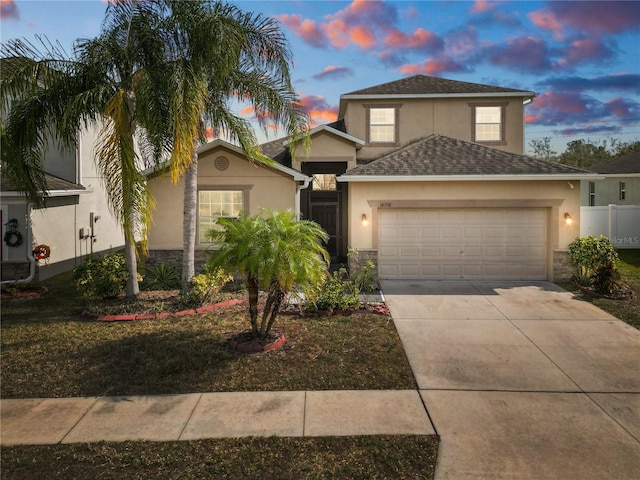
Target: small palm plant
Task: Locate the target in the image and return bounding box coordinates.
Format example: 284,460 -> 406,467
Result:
209,210 -> 329,341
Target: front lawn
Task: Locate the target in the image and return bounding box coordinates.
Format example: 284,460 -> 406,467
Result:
557,249 -> 640,329
1,272 -> 436,480
1,272 -> 416,398
2,436 -> 439,480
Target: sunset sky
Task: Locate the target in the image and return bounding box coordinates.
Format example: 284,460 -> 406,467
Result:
1,0 -> 639,154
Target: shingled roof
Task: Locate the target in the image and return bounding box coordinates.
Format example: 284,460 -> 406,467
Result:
589,151 -> 640,174
340,135 -> 591,179
1,173 -> 85,195
342,75 -> 535,97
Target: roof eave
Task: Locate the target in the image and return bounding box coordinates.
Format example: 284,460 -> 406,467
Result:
283,125 -> 365,148
337,173 -> 604,182
340,91 -> 536,101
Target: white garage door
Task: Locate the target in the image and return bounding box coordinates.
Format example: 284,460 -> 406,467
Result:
378,208 -> 548,280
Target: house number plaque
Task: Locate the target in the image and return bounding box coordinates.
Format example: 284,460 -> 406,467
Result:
380,202 -> 392,208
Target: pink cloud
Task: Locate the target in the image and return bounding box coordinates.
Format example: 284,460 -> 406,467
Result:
312,65 -> 353,80
350,25 -> 377,49
471,0 -> 498,14
607,98 -> 638,118
444,27 -> 484,57
298,95 -> 338,126
383,27 -> 443,52
529,2 -> 640,40
528,9 -> 564,40
0,0 -> 19,20
488,36 -> 551,72
550,1 -> 640,35
277,14 -> 326,48
400,57 -> 469,76
240,105 -> 254,116
556,38 -> 615,68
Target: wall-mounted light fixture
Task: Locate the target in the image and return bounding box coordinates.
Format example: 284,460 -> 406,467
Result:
564,212 -> 573,225
361,213 -> 368,226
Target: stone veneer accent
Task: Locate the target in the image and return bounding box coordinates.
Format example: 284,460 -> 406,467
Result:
553,249 -> 577,281
348,249 -> 378,277
146,250 -> 209,273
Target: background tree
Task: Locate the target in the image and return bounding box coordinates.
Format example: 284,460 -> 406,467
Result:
528,137 -> 557,162
1,1 -> 168,298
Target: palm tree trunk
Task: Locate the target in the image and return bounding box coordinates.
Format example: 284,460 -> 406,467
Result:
124,234 -> 139,298
181,146 -> 198,293
247,275 -> 259,335
264,289 -> 284,337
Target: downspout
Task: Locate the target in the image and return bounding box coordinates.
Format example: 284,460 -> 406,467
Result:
1,203 -> 37,284
295,177 -> 311,220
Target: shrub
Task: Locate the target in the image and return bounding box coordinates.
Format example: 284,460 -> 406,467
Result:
143,263 -> 181,291
180,265 -> 232,307
308,268 -> 361,313
73,253 -> 135,299
568,235 -> 620,292
351,260 -> 378,293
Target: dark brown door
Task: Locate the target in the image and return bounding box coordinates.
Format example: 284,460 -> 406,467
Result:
310,203 -> 339,261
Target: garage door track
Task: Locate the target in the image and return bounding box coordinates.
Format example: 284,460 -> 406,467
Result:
383,280 -> 640,480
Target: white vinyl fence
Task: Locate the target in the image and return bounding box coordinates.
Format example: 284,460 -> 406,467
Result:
580,205 -> 640,249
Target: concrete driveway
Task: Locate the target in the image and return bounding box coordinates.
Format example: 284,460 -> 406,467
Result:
383,280 -> 640,480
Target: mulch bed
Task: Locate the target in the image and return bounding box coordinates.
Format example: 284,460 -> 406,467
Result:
572,281 -> 636,301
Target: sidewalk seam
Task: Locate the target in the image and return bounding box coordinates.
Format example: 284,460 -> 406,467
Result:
59,396 -> 100,445
302,391 -> 307,437
178,393 -> 203,441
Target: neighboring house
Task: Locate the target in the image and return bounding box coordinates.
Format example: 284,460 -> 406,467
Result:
1,125 -> 125,282
581,152 -> 640,206
147,75 -> 599,281
579,152 -> 640,248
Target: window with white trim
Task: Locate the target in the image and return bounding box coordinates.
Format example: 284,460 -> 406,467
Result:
474,106 -> 502,142
619,182 -> 626,201
198,190 -> 243,243
589,181 -> 596,206
369,107 -> 396,143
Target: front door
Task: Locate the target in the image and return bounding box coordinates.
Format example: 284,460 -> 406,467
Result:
300,162 -> 348,264
310,203 -> 339,262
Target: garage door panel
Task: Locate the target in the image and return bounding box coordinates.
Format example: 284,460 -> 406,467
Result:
378,208 -> 547,280
442,246 -> 462,258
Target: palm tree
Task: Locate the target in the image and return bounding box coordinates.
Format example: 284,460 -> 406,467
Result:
146,0 -> 310,292
209,210 -> 329,340
1,2 -> 168,298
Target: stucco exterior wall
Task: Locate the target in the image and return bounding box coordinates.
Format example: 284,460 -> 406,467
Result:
291,131 -> 358,170
347,180 -> 581,280
342,97 -> 526,159
580,177 -> 640,206
147,147 -> 298,250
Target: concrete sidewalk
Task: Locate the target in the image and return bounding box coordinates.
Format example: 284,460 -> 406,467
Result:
1,390 -> 435,445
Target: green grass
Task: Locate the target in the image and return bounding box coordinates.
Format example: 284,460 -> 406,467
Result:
557,249 -> 640,329
1,436 -> 439,480
1,272 -> 436,479
1,271 -> 416,398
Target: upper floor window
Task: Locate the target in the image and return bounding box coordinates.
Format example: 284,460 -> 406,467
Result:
619,182 -> 626,201
589,181 -> 596,206
198,190 -> 244,243
471,104 -> 507,144
370,107 -> 396,143
475,106 -> 502,141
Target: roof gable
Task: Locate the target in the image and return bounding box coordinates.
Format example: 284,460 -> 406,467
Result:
339,135 -> 595,180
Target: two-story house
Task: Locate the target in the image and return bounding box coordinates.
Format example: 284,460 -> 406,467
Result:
1,124 -> 125,282
147,75 -> 598,281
